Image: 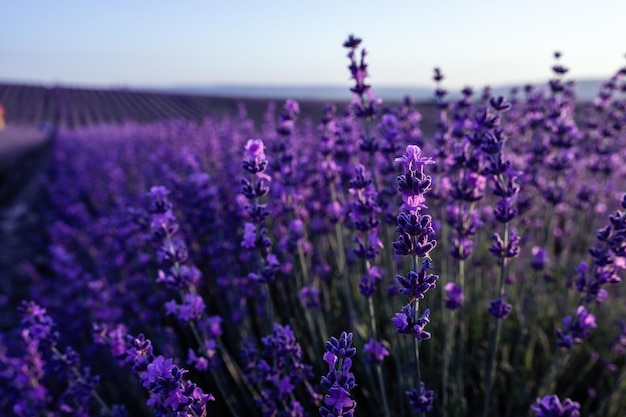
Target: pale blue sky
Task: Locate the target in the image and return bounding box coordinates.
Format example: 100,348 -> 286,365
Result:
1,0 -> 624,90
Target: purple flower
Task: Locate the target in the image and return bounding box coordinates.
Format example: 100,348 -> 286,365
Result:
139,354 -> 214,415
277,99 -> 300,136
531,246 -> 548,270
557,306 -> 597,348
488,295 -> 512,319
444,282 -> 464,309
531,395 -> 580,417
396,259 -> 439,301
244,138 -> 265,160
379,113 -> 399,141
164,293 -> 206,323
244,324 -> 316,415
488,230 -> 521,258
140,355 -> 180,387
450,236 -> 474,260
342,34 -> 362,49
406,381 -> 435,413
395,145 -> 435,175
299,286 -> 321,308
242,222 -> 257,249
325,332 -> 356,359
320,332 -> 357,417
393,145 -> 438,260
363,338 -> 389,364
146,186 -> 172,214
324,387 -> 355,414
392,306 -> 431,341
18,301 -> 58,348
358,265 -> 383,298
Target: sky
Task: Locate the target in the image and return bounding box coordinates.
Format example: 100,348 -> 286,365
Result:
1,0 -> 625,91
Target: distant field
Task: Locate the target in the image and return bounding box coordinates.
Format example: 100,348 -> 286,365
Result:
0,83 -> 438,134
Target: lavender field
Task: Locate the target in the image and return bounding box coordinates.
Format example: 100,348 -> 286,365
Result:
2,36 -> 626,417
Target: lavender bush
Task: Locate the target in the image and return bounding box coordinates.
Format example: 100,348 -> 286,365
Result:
1,35 -> 626,417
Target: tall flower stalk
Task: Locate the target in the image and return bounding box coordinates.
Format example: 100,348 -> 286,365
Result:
241,138 -> 279,327
343,34 -> 391,417
480,97 -> 522,417
391,145 -> 437,415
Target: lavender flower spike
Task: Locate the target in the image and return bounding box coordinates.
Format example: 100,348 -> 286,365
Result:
320,332 -> 357,417
531,395 -> 580,417
395,144 -> 435,175
556,305 -> 597,349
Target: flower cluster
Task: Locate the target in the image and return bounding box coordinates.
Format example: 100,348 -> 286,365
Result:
558,194 -> 626,348
349,165 -> 382,259
241,138 -> 280,284
443,282 -> 464,310
319,332 -> 357,417
113,332 -> 214,416
393,145 -> 437,257
146,186 -> 201,292
391,304 -> 432,341
242,324 -> 316,417
531,395 -> 580,417
391,144 -> 437,412
396,259 -> 439,301
362,338 -> 389,365
574,194 -> 626,303
556,305 -> 598,349
0,301 -> 122,416
406,381 -> 435,414
343,34 -> 379,120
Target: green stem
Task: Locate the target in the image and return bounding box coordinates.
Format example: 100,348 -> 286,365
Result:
411,253 -> 425,417
442,307 -> 455,417
456,257 -> 466,416
482,221 -> 509,417
367,296 -> 391,417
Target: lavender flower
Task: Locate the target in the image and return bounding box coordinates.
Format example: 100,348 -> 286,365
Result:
556,306 -> 598,349
443,282 -> 464,309
391,305 -> 432,341
146,186 -> 201,291
299,285 -> 321,308
18,300 -> 59,349
406,381 -> 435,413
343,35 -> 379,120
320,332 -> 357,417
396,259 -> 439,301
243,324 -> 317,417
394,146 -> 437,251
531,395 -> 580,417
141,355 -> 215,415
363,338 -> 389,365
241,138 -> 280,285
113,332 -> 214,416
165,293 -> 206,323
358,265 -> 383,298
488,295 -> 513,319
531,246 -> 548,271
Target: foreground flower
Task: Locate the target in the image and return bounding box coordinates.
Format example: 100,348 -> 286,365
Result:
119,334 -> 214,416
319,332 -> 357,417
